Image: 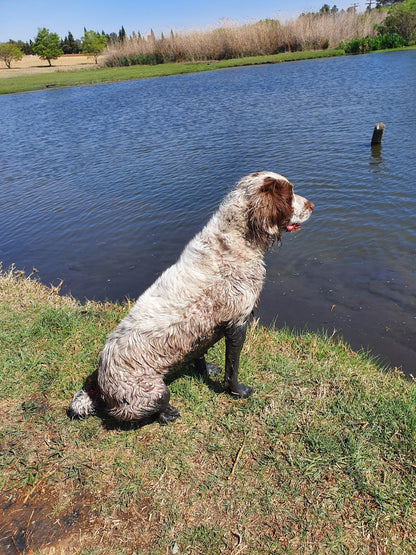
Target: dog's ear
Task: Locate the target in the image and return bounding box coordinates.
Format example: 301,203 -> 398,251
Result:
247,177 -> 293,247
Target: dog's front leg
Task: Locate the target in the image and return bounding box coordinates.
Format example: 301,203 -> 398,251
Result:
223,323 -> 253,398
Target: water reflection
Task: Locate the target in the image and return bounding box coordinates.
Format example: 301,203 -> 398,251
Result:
370,143 -> 383,169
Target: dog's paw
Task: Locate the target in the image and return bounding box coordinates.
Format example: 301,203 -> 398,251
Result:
158,404 -> 181,425
228,384 -> 253,398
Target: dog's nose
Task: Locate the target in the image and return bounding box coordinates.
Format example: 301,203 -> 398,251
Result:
309,201 -> 315,211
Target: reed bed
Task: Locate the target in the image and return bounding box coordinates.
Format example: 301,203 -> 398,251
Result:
105,10 -> 386,66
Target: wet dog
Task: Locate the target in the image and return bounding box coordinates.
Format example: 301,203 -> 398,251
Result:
68,171 -> 314,424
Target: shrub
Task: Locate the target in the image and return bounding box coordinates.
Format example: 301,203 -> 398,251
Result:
106,52 -> 164,66
342,32 -> 404,53
379,32 -> 405,48
343,37 -> 372,53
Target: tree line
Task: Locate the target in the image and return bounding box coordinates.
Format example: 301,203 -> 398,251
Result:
0,26 -> 127,68
5,26 -> 127,56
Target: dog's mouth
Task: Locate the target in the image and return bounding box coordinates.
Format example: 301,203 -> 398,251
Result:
284,223 -> 301,232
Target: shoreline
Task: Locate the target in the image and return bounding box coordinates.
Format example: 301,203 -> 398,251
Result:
1,46 -> 415,95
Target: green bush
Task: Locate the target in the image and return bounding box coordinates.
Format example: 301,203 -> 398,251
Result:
342,32 -> 405,54
107,52 -> 165,66
343,37 -> 372,54
379,32 -> 406,48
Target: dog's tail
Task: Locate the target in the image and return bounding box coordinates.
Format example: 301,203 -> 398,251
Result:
67,375 -> 100,419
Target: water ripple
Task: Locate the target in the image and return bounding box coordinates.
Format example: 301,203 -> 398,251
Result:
0,50 -> 415,372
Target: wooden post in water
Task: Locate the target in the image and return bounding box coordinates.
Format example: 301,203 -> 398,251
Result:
371,122 -> 385,146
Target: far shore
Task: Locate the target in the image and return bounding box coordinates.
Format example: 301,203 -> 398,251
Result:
1,47 -> 415,95
0,53 -> 97,78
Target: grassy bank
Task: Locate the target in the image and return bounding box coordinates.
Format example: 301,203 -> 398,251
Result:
1,264 -> 416,553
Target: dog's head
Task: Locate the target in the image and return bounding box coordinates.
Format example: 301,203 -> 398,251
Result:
243,171 -> 314,248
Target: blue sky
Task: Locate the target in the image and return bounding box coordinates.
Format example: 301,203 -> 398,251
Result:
1,0 -> 365,43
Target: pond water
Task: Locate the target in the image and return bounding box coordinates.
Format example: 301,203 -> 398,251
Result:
1,50 -> 415,373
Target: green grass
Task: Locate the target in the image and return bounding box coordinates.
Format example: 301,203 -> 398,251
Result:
0,49 -> 348,95
1,264 -> 416,553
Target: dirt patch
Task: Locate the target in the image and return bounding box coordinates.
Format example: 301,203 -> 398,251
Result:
0,489 -> 95,554
0,485 -> 159,554
0,54 -> 98,78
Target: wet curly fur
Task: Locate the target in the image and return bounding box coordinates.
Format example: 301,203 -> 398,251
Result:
68,171 -> 314,424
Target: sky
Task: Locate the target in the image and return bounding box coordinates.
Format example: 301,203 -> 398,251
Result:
0,0 -> 366,43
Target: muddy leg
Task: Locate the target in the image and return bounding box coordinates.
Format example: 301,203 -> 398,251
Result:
223,323 -> 253,398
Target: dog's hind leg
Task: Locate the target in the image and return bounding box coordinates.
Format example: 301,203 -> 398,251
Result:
106,375 -> 180,425
223,323 -> 253,398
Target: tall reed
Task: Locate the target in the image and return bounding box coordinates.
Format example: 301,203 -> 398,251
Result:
104,10 -> 386,66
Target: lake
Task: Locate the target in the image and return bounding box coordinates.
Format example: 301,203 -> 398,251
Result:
1,50 -> 415,374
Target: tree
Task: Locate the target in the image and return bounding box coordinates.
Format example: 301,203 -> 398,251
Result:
0,42 -> 23,68
61,31 -> 80,54
378,0 -> 416,42
106,32 -> 118,43
32,28 -> 63,66
22,40 -> 33,55
118,26 -> 126,42
81,29 -> 107,63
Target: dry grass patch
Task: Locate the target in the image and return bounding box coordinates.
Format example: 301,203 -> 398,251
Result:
0,54 -> 96,78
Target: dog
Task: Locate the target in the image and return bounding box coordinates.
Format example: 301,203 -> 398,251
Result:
68,171 -> 314,424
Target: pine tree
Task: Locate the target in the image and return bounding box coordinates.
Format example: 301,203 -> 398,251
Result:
118,26 -> 126,42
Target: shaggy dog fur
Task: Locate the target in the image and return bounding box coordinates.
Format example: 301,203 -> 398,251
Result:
68,171 -> 314,424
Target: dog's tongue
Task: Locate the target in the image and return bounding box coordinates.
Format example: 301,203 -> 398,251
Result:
286,224 -> 301,232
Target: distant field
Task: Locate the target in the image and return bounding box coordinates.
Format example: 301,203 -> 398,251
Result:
0,54 -> 97,78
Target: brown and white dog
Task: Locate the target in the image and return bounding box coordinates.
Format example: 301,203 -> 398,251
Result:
68,171 -> 314,424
